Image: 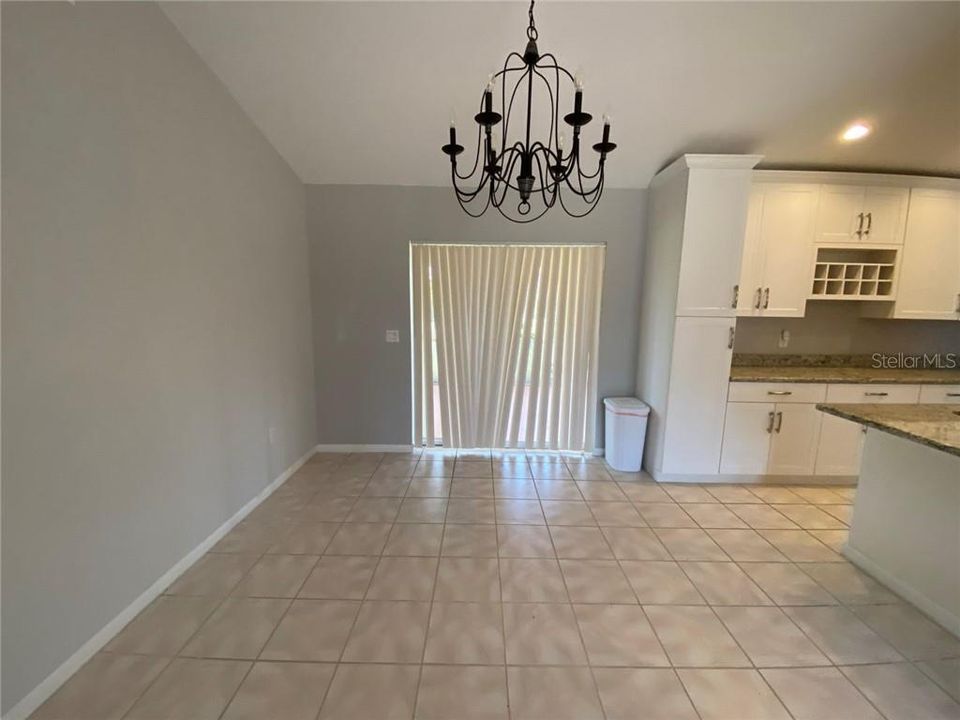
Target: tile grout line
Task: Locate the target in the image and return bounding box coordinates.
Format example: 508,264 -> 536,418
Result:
533,474 -> 610,720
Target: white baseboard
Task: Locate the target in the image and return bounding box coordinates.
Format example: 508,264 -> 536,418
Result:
314,443 -> 413,453
647,467 -> 857,486
843,543 -> 960,638
2,447 -> 315,720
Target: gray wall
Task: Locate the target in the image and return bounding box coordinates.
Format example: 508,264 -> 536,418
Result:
306,185 -> 645,447
1,3 -> 317,712
735,302 -> 960,356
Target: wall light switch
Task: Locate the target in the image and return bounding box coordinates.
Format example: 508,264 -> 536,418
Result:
778,330 -> 790,349
385,330 -> 400,343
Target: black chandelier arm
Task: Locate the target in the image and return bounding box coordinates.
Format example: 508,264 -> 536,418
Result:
498,65 -> 530,160
528,142 -> 564,190
531,151 -> 561,208
455,181 -> 493,218
531,67 -> 558,162
488,142 -> 531,196
557,174 -> 604,219
494,197 -> 551,224
452,162 -> 493,202
453,123 -> 485,181
535,56 -> 565,158
566,162 -> 604,201
533,53 -> 576,83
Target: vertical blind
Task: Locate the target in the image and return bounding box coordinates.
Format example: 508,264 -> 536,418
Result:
411,243 -> 605,451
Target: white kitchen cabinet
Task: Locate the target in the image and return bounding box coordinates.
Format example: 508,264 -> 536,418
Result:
720,400 -> 821,475
894,189 -> 960,320
919,386 -> 960,403
675,169 -> 755,317
814,185 -> 908,245
720,402 -> 774,474
768,404 -> 822,475
738,183 -> 818,317
815,412 -> 864,476
661,316 -> 736,475
638,155 -> 762,481
863,187 -> 911,245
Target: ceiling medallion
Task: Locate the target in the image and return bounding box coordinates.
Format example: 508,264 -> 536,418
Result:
442,0 -> 616,223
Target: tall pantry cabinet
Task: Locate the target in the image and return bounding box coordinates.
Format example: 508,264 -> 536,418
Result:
636,155 -> 762,481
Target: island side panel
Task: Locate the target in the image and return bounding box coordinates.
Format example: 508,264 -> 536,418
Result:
846,429 -> 960,636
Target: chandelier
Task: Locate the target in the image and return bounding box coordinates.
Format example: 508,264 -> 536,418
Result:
441,0 -> 616,223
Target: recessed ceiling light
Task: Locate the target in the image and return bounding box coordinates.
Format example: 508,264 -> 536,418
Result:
841,123 -> 872,142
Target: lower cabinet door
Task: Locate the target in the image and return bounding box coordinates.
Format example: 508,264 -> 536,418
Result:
815,412 -> 864,475
768,404 -> 821,475
719,402 -> 774,474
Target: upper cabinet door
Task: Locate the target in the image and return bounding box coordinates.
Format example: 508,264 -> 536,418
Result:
676,170 -> 752,317
757,184 -> 818,317
895,189 -> 960,320
737,188 -> 766,317
861,187 -> 909,245
815,185 -> 865,244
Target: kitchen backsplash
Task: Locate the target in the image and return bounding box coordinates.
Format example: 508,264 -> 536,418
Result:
734,302 -> 960,356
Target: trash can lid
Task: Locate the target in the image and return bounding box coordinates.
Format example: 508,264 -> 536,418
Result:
603,397 -> 650,417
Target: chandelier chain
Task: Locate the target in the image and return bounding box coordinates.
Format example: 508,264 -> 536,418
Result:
527,0 -> 537,41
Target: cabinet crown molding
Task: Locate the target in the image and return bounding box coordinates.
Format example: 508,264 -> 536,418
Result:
754,169 -> 960,191
653,154 -> 765,186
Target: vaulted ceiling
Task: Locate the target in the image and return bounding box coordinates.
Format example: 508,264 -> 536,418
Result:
161,1 -> 960,188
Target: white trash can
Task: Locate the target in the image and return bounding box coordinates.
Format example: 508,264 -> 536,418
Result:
603,397 -> 650,472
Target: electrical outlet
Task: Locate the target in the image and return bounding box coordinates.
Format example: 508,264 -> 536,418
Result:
778,330 -> 790,349
385,330 -> 400,343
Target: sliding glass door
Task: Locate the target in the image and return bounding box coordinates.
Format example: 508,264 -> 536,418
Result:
411,243 -> 605,452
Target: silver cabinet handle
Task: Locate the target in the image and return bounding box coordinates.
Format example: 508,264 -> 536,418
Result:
767,390 -> 793,396
754,287 -> 762,310
946,393 -> 960,397
732,284 -> 739,309
864,391 -> 889,397
727,327 -> 735,349
767,411 -> 776,434
856,212 -> 864,238
865,212 -> 872,235
775,411 -> 784,433
762,287 -> 770,309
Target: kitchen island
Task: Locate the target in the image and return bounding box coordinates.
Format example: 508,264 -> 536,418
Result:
818,403 -> 960,636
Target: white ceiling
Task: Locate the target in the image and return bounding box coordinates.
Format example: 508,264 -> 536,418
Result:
161,1 -> 960,188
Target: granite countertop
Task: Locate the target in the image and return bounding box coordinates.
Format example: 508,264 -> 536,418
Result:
730,366 -> 960,385
816,403 -> 960,457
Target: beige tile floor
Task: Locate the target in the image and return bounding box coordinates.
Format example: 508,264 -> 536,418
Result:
31,449 -> 960,720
